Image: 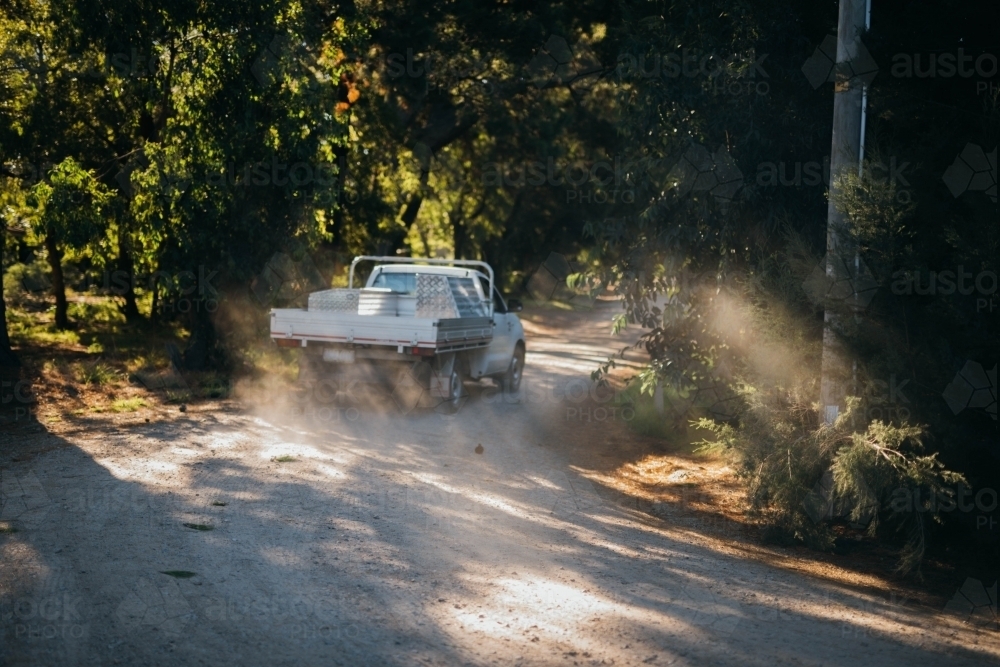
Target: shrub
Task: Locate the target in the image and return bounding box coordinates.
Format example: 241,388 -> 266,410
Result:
696,391 -> 965,574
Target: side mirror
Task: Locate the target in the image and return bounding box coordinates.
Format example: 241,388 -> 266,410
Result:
507,298 -> 523,312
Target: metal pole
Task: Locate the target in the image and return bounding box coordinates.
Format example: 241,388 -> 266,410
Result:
820,0 -> 869,424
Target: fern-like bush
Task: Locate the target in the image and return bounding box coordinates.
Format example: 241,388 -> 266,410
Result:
696,389 -> 966,575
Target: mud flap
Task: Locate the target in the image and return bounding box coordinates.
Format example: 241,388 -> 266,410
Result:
430,354 -> 456,398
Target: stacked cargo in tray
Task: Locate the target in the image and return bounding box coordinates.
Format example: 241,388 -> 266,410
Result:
304,274 -> 485,320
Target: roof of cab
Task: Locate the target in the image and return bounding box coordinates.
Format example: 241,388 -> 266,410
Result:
373,264 -> 488,281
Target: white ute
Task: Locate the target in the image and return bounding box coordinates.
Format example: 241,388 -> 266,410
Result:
270,256 -> 526,408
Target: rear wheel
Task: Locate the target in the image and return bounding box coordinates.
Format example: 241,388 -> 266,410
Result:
446,368 -> 465,409
503,344 -> 525,393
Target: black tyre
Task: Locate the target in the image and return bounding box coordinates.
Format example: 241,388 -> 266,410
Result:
447,368 -> 465,409
504,344 -> 525,393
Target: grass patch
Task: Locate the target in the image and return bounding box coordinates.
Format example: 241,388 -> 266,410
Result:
76,362 -> 118,386
198,376 -> 232,399
182,523 -> 214,531
9,309 -> 82,346
160,570 -> 197,578
165,390 -> 193,404
211,501 -> 227,506
273,455 -> 297,463
0,523 -> 18,534
67,298 -> 127,325
110,397 -> 149,413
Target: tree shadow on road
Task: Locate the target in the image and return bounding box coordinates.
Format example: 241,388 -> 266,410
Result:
2,387 -> 997,666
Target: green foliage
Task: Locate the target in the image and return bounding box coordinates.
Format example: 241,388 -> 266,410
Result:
831,420 -> 966,572
697,391 -> 966,573
2,259 -> 49,305
28,158 -> 112,249
694,381 -> 837,547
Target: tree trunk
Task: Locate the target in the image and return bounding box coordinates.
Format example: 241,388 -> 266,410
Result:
44,231 -> 70,330
0,225 -> 21,368
452,211 -> 468,260
117,235 -> 141,322
329,150 -> 348,245
151,278 -> 160,323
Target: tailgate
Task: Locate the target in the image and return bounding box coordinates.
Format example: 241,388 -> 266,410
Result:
270,309 -> 492,352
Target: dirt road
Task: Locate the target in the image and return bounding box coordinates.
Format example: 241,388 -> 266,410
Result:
2,301 -> 997,666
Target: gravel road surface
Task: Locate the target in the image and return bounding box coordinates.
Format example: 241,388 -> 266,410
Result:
2,302 -> 997,666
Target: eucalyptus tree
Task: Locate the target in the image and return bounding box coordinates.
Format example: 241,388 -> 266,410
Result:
28,158 -> 112,329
